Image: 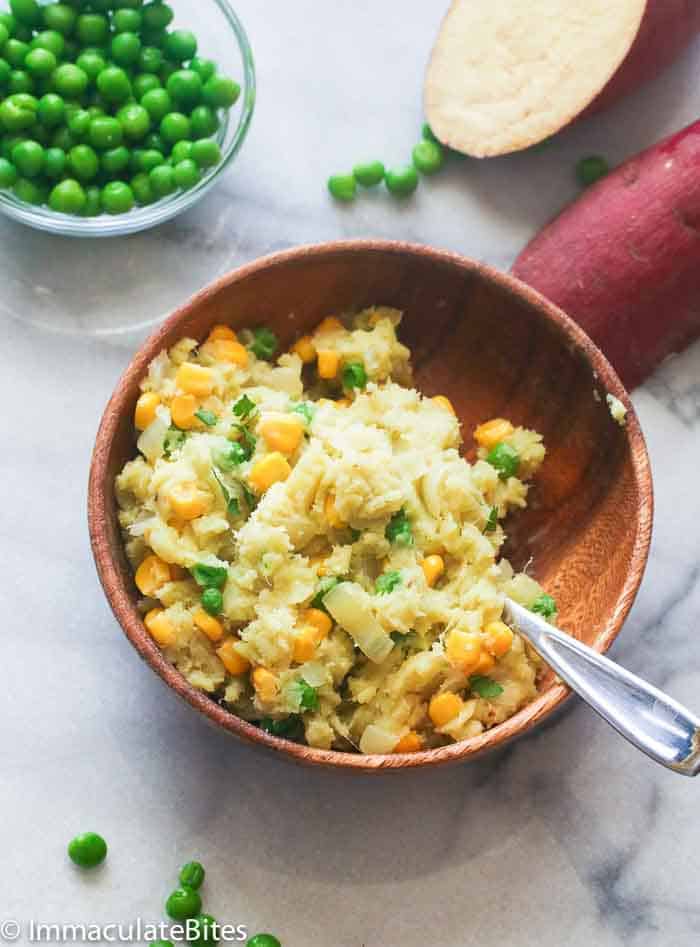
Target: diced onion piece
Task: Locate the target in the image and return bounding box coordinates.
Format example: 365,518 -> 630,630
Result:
359,724 -> 401,754
324,582 -> 394,664
137,405 -> 171,462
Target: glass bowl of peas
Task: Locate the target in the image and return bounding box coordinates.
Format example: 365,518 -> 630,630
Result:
0,0 -> 255,236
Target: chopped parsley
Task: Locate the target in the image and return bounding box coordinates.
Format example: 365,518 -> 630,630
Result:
291,678 -> 320,712
531,593 -> 557,620
194,408 -> 218,426
469,675 -> 504,699
214,442 -> 248,470
291,401 -> 315,425
233,394 -> 256,419
484,506 -> 498,533
385,508 -> 413,546
241,482 -> 258,513
163,426 -> 187,458
234,425 -> 257,460
211,468 -> 241,517
342,361 -> 367,391
486,442 -> 520,481
375,570 -> 402,595
259,715 -> 303,739
249,327 -> 278,361
190,563 -> 228,589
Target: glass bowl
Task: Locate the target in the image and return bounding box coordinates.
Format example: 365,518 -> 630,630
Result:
0,0 -> 255,237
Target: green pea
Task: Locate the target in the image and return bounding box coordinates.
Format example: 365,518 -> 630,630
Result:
188,915 -> 218,947
30,30 -> 65,58
141,87 -> 171,122
101,145 -> 130,175
41,4 -> 76,36
148,942 -> 174,947
43,145 -> 66,177
159,111 -> 190,145
113,8 -> 142,33
136,46 -> 161,76
190,104 -> 217,139
190,137 -> 221,169
179,861 -> 205,890
36,92 -> 63,128
12,138 -> 43,176
169,139 -> 191,163
76,50 -> 106,82
111,32 -> 142,68
143,131 -> 165,153
67,832 -> 107,868
0,12 -> 15,36
149,162 -> 174,196
200,586 -> 223,616
163,29 -> 197,63
0,59 -> 11,87
135,147 -> 162,171
130,170 -> 153,204
13,174 -> 45,203
0,157 -> 18,187
190,57 -> 216,83
67,108 -> 91,139
89,115 -> 122,150
202,75 -> 239,109
10,0 -> 42,28
576,155 -> 609,187
385,508 -> 413,546
76,14 -> 109,47
165,887 -> 202,921
4,39 -> 30,68
141,2 -> 173,33
68,143 -> 98,180
0,93 -> 38,131
352,160 -> 384,187
412,139 -> 444,175
247,935 -> 281,947
96,66 -> 131,104
0,24 -> 8,48
9,70 -> 33,94
49,176 -> 86,214
132,72 -> 160,100
327,172 -> 356,202
117,102 -> 150,141
173,157 -> 199,189
485,442 -> 520,480
53,63 -> 88,98
101,180 -> 134,214
342,361 -> 367,390
24,48 -> 56,79
168,70 -> 202,110
384,165 -> 418,197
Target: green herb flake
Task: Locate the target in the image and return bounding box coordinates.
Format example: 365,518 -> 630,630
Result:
292,678 -> 320,712
163,426 -> 187,457
190,563 -> 228,589
469,675 -> 504,699
259,715 -> 303,739
385,508 -> 413,546
235,425 -> 257,460
214,442 -> 247,470
211,468 -> 241,518
249,327 -> 278,361
486,442 -> 520,481
242,483 -> 258,513
375,570 -> 402,595
194,408 -> 218,426
291,401 -> 315,425
531,593 -> 557,620
484,506 -> 498,533
232,394 -> 256,419
342,361 -> 367,391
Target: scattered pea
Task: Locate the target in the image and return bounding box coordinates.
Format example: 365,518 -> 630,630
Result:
188,915 -> 218,947
247,936 -> 282,947
327,172 -> 356,202
352,160 -> 384,187
384,165 -> 418,197
165,886 -> 202,921
179,860 -> 205,890
412,139 -> 444,174
67,832 -> 107,868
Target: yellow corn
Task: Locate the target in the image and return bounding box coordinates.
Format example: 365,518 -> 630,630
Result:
429,692 -> 464,727
316,316 -> 343,334
257,414 -> 304,455
170,394 -> 198,430
422,554 -> 445,588
308,555 -> 328,576
193,608 -> 224,643
324,493 -> 345,529
134,391 -> 160,430
473,650 -> 496,675
445,630 -> 482,674
335,398 -> 351,408
216,638 -> 250,675
474,418 -> 514,449
248,453 -> 291,494
393,731 -> 423,753
484,620 -> 514,658
210,338 -> 249,367
299,607 -> 332,640
144,608 -> 176,647
252,667 -> 278,701
291,335 -> 316,363
207,324 -> 238,342
293,627 -> 318,663
176,362 -> 214,397
168,481 -> 210,520
433,395 -> 456,416
317,349 -> 340,379
135,554 -> 171,597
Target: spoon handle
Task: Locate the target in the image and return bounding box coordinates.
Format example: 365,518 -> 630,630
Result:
504,598 -> 700,776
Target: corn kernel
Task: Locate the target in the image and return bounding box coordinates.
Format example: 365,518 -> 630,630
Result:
211,338 -> 249,367
252,667 -> 278,701
135,554 -> 171,597
168,481 -> 210,520
422,554 -> 445,588
170,394 -> 198,430
474,650 -> 496,674
324,493 -> 345,529
217,638 -> 250,675
134,391 -> 160,430
144,608 -> 176,647
445,630 -> 482,674
291,335 -> 316,363
474,418 -> 514,449
317,349 -> 340,379
335,398 -> 351,408
207,324 -> 238,342
249,453 -> 291,494
299,607 -> 333,640
193,608 -> 224,643
308,555 -> 328,576
293,627 -> 318,663
429,692 -> 464,727
433,395 -> 456,416
316,316 -> 343,334
257,413 -> 304,455
393,731 -> 423,753
484,620 -> 514,658
176,362 -> 214,397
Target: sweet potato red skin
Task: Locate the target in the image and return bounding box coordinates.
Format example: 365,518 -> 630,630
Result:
512,120 -> 700,389
587,0 -> 700,117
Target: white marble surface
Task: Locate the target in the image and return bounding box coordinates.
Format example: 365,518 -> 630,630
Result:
3,3 -> 700,945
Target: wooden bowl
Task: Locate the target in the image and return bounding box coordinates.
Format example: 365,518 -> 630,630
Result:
88,240 -> 653,772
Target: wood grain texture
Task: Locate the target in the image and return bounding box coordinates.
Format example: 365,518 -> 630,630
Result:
88,241 -> 653,772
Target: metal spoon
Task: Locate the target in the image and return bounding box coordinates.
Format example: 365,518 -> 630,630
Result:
504,598 -> 700,776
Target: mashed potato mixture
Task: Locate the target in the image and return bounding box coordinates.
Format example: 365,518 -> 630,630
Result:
116,309 -> 553,753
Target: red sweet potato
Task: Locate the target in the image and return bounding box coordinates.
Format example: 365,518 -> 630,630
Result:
512,120 -> 700,389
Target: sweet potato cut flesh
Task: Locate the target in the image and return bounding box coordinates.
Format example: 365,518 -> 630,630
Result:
424,0 -> 700,157
512,120 -> 700,389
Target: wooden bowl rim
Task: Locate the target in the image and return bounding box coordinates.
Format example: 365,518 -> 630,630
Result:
88,239 -> 653,772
